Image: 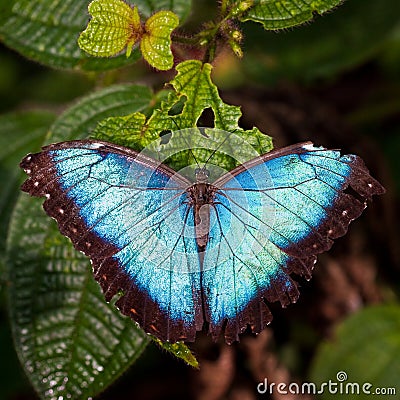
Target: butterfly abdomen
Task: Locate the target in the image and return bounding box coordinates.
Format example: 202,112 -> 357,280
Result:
189,183 -> 218,251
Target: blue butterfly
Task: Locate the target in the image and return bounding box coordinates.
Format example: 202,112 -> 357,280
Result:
20,139 -> 384,343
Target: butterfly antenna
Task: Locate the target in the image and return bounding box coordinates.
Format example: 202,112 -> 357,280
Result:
201,129 -> 236,170
170,117 -> 202,169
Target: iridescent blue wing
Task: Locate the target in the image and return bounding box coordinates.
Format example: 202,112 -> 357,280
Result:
203,142 -> 385,344
20,140 -> 203,342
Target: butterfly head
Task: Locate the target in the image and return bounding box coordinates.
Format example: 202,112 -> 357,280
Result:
195,167 -> 210,183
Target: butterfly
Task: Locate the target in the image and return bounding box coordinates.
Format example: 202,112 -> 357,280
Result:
20,137 -> 384,344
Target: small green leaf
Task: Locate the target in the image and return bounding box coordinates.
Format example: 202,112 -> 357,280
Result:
140,11 -> 179,70
310,305 -> 400,399
78,0 -> 142,58
240,0 -> 343,30
152,337 -> 199,369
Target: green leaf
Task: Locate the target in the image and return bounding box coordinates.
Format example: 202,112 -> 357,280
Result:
91,113 -> 158,150
89,87 -> 171,149
310,305 -> 400,399
140,11 -> 179,70
148,61 -> 273,163
49,84 -> 153,142
78,0 -> 142,58
150,60 -> 272,139
241,0 -> 400,83
152,337 -> 199,369
6,196 -> 150,399
5,85 -> 159,399
0,0 -> 190,70
151,127 -> 273,181
240,0 -> 343,30
92,60 -> 273,173
0,111 -> 55,286
0,0 -> 139,70
78,1 -> 179,70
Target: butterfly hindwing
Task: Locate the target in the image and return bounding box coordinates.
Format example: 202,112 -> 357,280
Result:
20,140 -> 203,342
203,143 -> 384,343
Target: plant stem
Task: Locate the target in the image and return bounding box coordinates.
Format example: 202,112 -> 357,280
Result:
220,0 -> 229,15
172,33 -> 199,45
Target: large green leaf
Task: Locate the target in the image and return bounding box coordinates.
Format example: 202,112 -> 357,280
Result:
149,61 -> 272,142
0,0 -> 191,70
241,0 -> 400,83
5,85 -> 157,399
0,111 -> 55,284
310,305 -> 400,399
92,60 -> 273,173
49,84 -> 153,142
7,196 -> 150,399
240,0 -> 343,30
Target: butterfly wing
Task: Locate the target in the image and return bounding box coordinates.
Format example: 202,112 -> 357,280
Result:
20,140 -> 203,342
203,142 -> 385,344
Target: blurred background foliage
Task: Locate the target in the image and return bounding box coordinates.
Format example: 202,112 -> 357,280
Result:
0,0 -> 399,398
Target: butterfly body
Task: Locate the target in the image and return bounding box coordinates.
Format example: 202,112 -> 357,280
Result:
20,139 -> 385,343
187,170 -> 217,250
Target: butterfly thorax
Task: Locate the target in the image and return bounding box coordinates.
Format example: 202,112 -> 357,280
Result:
189,168 -> 218,251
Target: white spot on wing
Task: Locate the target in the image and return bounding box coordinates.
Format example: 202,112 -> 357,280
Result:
26,156 -> 32,162
26,169 -> 31,174
45,194 -> 50,199
59,208 -> 64,215
302,143 -> 317,151
34,181 -> 39,187
90,143 -> 104,149
303,143 -> 326,151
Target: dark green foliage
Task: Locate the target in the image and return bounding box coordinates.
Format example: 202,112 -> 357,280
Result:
0,0 -> 398,398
